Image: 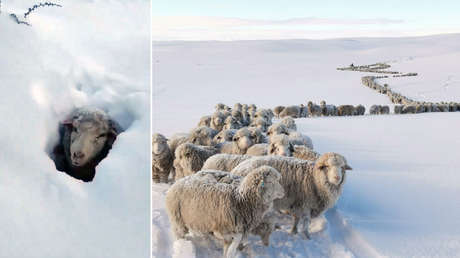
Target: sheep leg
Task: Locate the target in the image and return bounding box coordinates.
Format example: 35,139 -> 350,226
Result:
300,214 -> 311,240
237,232 -> 249,251
224,233 -> 242,258
290,215 -> 300,234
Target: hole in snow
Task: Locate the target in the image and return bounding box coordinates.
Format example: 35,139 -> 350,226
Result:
46,107 -> 131,182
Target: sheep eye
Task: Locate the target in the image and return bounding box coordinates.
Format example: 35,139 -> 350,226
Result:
233,137 -> 239,141
217,136 -> 221,139
267,132 -> 271,135
97,133 -> 107,139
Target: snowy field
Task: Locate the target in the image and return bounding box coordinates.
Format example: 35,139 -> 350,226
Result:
0,1 -> 150,257
152,35 -> 460,257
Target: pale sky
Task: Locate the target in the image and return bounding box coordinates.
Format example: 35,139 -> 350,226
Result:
153,0 -> 460,40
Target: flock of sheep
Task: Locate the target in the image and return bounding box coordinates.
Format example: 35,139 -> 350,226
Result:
362,76 -> 460,114
152,103 -> 352,257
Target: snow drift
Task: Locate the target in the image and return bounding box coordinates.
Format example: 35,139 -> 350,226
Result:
0,1 -> 150,257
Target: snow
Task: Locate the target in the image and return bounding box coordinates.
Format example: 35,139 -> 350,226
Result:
153,35 -> 460,257
0,1 -> 150,257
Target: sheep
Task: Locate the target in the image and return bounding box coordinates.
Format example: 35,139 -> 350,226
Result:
254,109 -> 273,123
292,145 -> 320,161
354,105 -> 365,116
51,107 -> 120,182
394,105 -> 403,114
185,170 -> 280,247
222,116 -> 241,130
216,127 -> 259,155
267,123 -> 290,138
214,129 -> 237,144
241,105 -> 251,126
320,101 -> 338,116
369,105 -> 381,115
188,126 -> 218,146
402,105 -> 416,114
380,105 -> 390,114
173,143 -> 218,180
337,105 -> 354,116
250,117 -> 270,132
234,103 -> 243,111
248,127 -> 268,144
280,116 -> 297,131
210,111 -> 228,131
152,133 -> 173,183
166,166 -> 284,258
215,103 -> 226,111
197,115 -> 211,127
273,106 -> 285,118
299,104 -> 308,118
286,131 -> 314,149
279,105 -> 300,118
246,134 -> 294,157
267,123 -> 313,149
307,101 -> 321,117
202,153 -> 253,172
231,153 -> 352,238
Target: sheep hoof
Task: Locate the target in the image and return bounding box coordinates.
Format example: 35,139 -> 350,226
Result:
301,231 -> 311,240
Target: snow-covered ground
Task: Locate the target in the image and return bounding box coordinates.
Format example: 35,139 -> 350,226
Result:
152,35 -> 460,257
0,1 -> 150,257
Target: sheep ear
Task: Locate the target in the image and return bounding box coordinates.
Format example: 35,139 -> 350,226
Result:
108,119 -> 120,136
258,180 -> 265,196
345,165 -> 352,170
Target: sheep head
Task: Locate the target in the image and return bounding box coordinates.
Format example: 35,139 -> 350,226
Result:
63,109 -> 118,167
314,153 -> 352,186
152,133 -> 168,155
268,135 -> 293,157
267,123 -> 289,138
239,165 -> 284,203
189,126 -> 217,146
213,129 -> 235,143
233,128 -> 255,151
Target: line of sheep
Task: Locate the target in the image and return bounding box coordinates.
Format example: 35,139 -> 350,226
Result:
273,101 -> 366,118
153,103 -> 353,257
362,76 -> 460,114
337,63 -> 399,74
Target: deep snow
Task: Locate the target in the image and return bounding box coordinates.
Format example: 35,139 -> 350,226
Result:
153,35 -> 460,257
0,1 -> 150,257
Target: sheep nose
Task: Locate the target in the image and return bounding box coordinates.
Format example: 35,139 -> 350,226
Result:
335,176 -> 340,181
73,151 -> 85,159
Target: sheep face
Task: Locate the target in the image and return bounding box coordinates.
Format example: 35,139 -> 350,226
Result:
250,118 -> 268,132
189,127 -> 217,146
69,119 -> 113,167
174,144 -> 205,176
214,130 -> 235,143
314,153 -> 352,186
233,128 -> 254,151
268,135 -> 293,157
267,124 -> 289,138
241,166 -> 284,203
152,134 -> 168,155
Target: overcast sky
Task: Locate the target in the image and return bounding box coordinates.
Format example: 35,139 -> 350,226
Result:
153,0 -> 460,40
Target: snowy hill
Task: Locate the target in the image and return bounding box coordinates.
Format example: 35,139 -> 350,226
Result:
0,1 -> 150,257
152,35 -> 460,257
